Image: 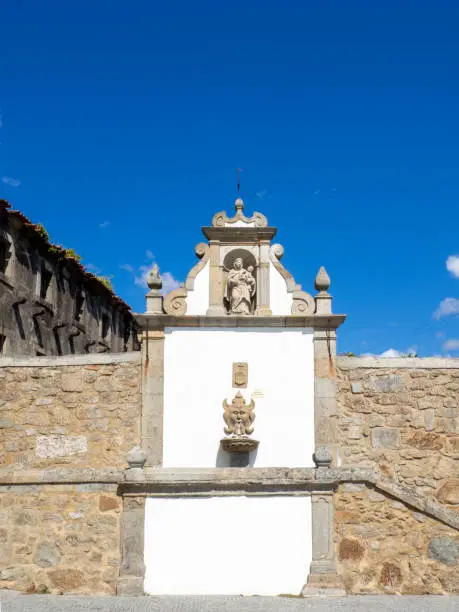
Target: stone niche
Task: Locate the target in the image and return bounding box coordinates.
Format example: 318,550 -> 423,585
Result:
222,248 -> 257,315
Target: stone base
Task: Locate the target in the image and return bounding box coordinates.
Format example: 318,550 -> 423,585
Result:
116,576 -> 144,596
302,573 -> 346,597
221,437 -> 259,453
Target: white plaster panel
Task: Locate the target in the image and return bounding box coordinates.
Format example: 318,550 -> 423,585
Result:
225,220 -> 255,227
186,260 -> 210,315
269,261 -> 293,315
163,328 -> 314,467
144,496 -> 311,595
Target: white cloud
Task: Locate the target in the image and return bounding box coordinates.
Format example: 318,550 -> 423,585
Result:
256,189 -> 268,200
146,250 -> 154,259
379,348 -> 403,358
99,221 -> 110,229
362,346 -> 418,358
443,339 -> 459,351
446,255 -> 459,278
135,265 -> 181,295
162,271 -> 181,294
120,264 -> 134,273
433,297 -> 459,319
134,265 -> 150,288
2,176 -> 21,187
86,263 -> 101,273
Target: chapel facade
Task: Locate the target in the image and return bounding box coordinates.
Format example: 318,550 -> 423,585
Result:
0,196 -> 457,597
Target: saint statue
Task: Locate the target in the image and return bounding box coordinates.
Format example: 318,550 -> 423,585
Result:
224,257 -> 256,315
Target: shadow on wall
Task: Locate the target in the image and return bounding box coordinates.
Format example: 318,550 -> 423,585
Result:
216,445 -> 258,467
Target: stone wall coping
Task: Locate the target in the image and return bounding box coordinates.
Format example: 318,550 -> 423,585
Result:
135,314 -> 346,330
0,466 -> 457,531
0,468 -> 123,484
0,351 -> 141,368
338,356 -> 459,369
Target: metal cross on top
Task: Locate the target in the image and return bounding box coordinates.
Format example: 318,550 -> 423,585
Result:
237,167 -> 243,194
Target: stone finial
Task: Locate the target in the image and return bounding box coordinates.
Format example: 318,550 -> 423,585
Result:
146,264 -> 162,291
313,445 -> 332,468
235,197 -> 244,212
127,446 -> 147,469
315,266 -> 330,293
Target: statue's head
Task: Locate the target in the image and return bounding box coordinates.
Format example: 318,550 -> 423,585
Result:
233,257 -> 243,270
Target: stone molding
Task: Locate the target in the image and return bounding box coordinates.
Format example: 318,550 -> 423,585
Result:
338,356 -> 459,369
0,466 -> 456,529
117,467 -> 459,531
211,199 -> 268,228
184,243 -> 210,291
202,226 -> 277,241
291,290 -> 315,315
0,351 -> 141,368
162,287 -> 188,315
0,467 -> 123,484
141,331 -> 165,467
135,313 -> 346,330
269,243 -> 301,293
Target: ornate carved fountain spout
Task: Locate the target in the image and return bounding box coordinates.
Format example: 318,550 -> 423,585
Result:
220,391 -> 259,453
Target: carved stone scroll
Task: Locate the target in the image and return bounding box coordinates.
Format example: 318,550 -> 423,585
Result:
185,243 -> 210,291
269,244 -> 301,293
211,198 -> 268,228
163,287 -> 188,315
291,290 -> 315,315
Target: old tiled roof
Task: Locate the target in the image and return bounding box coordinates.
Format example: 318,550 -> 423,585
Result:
0,199 -> 132,311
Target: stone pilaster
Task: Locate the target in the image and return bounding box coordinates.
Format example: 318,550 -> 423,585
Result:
141,330 -> 164,467
207,240 -> 225,315
256,240 -> 272,316
117,496 -> 146,596
302,491 -> 344,596
145,289 -> 163,314
313,328 -> 338,463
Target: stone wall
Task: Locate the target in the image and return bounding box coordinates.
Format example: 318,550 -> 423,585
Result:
0,483 -> 121,594
336,357 -> 458,594
335,484 -> 459,594
0,353 -> 141,470
337,357 -> 459,498
0,199 -> 139,357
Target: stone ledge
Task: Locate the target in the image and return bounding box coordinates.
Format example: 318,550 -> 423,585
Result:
135,314 -> 346,330
122,467 -> 318,496
338,356 -> 459,370
0,466 -> 457,531
0,468 -> 123,484
0,351 -> 141,368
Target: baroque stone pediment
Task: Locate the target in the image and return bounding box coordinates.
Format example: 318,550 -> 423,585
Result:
142,194 -> 342,323
211,198 -> 268,228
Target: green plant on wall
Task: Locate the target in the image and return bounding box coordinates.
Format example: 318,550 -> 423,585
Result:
96,275 -> 114,291
63,248 -> 82,262
34,223 -> 50,242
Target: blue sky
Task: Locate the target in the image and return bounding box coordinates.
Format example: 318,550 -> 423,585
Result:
2,0 -> 459,356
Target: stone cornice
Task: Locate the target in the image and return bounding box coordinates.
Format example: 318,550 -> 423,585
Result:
134,314 -> 346,330
0,466 -> 457,530
201,226 -> 277,242
0,351 -> 141,368
0,468 -> 123,484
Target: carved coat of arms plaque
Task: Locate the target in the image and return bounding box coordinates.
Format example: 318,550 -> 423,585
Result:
232,362 -> 248,388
